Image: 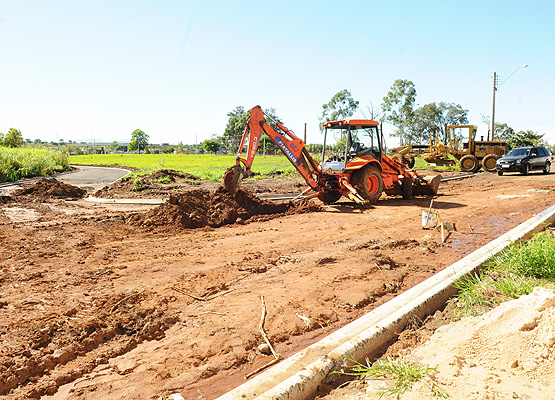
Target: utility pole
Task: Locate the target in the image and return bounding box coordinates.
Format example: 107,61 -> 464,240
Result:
304,123 -> 307,144
490,72 -> 497,141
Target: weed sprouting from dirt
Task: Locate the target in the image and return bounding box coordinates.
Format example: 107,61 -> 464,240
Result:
332,356 -> 447,398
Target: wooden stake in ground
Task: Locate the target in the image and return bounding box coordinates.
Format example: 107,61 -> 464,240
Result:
245,295 -> 281,379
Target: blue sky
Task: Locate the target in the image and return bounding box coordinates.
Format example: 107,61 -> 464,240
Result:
1,0 -> 554,146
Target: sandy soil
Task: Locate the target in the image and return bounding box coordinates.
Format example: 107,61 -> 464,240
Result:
0,169 -> 553,400
322,287 -> 555,400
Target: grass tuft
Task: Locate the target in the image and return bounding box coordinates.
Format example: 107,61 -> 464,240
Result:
333,356 -> 445,398
488,232 -> 555,279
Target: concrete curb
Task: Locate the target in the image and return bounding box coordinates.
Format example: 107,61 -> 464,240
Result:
217,203 -> 555,400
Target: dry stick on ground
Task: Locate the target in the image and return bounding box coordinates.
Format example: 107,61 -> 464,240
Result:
110,289 -> 146,314
187,311 -> 228,317
245,295 -> 281,379
171,286 -> 233,301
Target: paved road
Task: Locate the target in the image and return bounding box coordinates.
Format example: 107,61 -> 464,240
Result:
57,166 -> 130,191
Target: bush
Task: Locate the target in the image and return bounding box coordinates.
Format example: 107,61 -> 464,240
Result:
0,146 -> 70,182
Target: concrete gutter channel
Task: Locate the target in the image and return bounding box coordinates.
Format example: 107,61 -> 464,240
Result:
216,203 -> 555,400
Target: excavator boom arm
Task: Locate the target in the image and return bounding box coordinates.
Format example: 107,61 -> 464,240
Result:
235,106 -> 320,191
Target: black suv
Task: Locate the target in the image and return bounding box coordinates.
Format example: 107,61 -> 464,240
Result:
495,146 -> 552,176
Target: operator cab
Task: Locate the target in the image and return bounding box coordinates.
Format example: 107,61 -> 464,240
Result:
321,119 -> 382,174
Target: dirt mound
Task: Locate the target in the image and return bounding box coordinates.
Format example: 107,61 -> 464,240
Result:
94,169 -> 206,199
148,169 -> 200,181
15,178 -> 87,199
128,186 -> 321,229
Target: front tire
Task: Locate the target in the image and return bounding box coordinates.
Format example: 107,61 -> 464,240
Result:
460,155 -> 479,172
351,164 -> 384,204
521,163 -> 530,175
497,170 -> 504,176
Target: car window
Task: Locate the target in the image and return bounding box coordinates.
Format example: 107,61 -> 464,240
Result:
530,148 -> 538,156
538,147 -> 548,156
506,148 -> 530,157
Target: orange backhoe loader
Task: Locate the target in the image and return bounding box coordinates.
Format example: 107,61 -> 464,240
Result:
223,106 -> 440,204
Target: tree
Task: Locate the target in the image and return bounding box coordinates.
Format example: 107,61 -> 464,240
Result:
109,141 -> 119,153
508,130 -> 544,149
361,102 -> 382,121
3,128 -> 24,148
411,102 -> 469,144
221,106 -> 283,154
203,138 -> 222,154
381,79 -> 417,145
129,129 -> 149,153
319,89 -> 359,130
221,106 -> 249,152
494,122 -> 515,143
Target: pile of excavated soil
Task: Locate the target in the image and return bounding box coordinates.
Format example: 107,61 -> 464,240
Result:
94,169 -> 209,199
128,186 -> 321,229
147,169 -> 200,181
14,178 -> 87,199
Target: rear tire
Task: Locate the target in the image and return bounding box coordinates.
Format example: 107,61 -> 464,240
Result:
402,176 -> 413,199
460,155 -> 479,172
482,154 -> 499,172
543,162 -> 551,174
351,164 -> 384,204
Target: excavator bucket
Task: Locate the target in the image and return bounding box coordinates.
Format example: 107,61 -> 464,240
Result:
223,164 -> 245,195
413,174 -> 442,196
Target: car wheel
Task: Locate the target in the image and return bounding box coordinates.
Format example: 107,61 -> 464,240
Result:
497,170 -> 504,176
521,163 -> 530,175
543,162 -> 551,174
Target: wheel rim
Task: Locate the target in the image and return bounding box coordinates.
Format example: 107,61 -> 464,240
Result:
485,158 -> 496,170
462,159 -> 474,170
366,174 -> 381,195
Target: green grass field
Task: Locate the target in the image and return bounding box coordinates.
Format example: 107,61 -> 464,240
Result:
68,153 -> 460,182
68,153 -> 297,181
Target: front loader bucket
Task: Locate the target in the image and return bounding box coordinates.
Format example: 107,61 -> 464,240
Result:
413,174 -> 442,196
223,164 -> 245,195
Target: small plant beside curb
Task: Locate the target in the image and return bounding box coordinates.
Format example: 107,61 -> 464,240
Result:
332,356 -> 448,398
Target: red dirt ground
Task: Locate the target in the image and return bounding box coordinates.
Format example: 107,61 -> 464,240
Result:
0,170 -> 553,399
